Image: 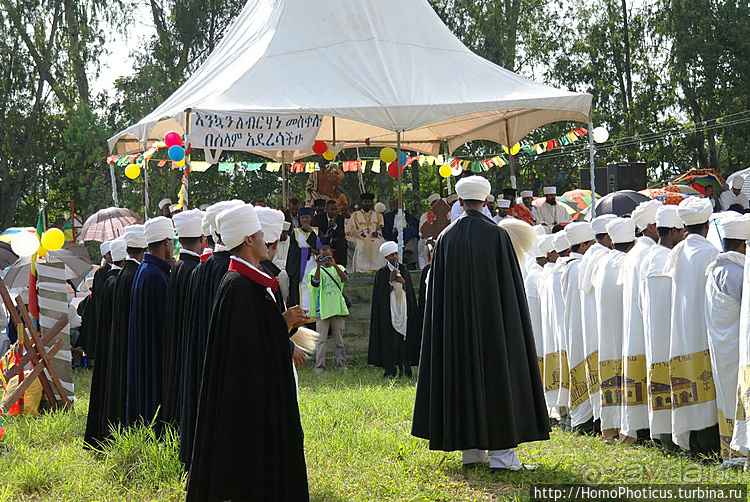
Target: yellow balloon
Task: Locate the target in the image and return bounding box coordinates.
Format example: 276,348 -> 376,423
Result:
176,158 -> 186,167
41,228 -> 65,251
439,164 -> 452,178
125,164 -> 141,179
510,143 -> 521,155
380,147 -> 397,163
323,149 -> 336,161
36,245 -> 47,257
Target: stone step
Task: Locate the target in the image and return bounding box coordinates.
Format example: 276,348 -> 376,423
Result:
344,286 -> 374,304
346,302 -> 371,319
345,270 -> 423,287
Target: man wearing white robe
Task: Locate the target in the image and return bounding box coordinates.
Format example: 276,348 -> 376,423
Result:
720,177 -> 749,211
560,222 -> 596,430
526,234 -> 555,381
593,217 -> 635,443
619,200 -> 662,441
639,206 -> 684,446
705,216 -> 750,464
346,193 -> 386,273
538,235 -> 561,411
540,232 -> 571,424
731,221 -> 750,460
536,187 -> 571,233
664,197 -> 719,454
579,214 -> 616,426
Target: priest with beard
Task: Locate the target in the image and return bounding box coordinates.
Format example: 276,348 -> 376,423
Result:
664,197 -> 719,455
126,216 -> 174,433
368,241 -> 420,378
102,224 -> 146,430
536,186 -> 571,233
180,199 -> 244,466
412,175 -> 549,471
186,203 -> 309,502
162,209 -> 205,427
286,207 -> 321,311
84,236 -> 126,448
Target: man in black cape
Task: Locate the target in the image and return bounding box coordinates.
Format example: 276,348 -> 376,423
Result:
368,241 -> 421,378
412,175 -> 549,471
125,216 -> 174,433
162,209 -> 204,427
78,240 -> 113,362
102,225 -> 146,429
179,200 -> 244,466
285,207 -> 321,309
186,203 -> 308,501
84,236 -> 125,448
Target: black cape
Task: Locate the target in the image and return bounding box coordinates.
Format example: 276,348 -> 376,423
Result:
78,262 -> 110,356
102,259 -> 139,428
411,210 -> 550,451
367,263 -> 421,369
162,251 -> 200,427
179,250 -> 231,465
125,253 -> 171,432
186,269 -> 308,502
83,266 -> 119,448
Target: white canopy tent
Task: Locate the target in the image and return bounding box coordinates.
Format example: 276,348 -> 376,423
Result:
108,0 -> 592,159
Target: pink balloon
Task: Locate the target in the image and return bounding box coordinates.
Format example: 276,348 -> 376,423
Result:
165,131 -> 182,148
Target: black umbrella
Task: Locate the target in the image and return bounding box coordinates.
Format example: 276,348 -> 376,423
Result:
0,242 -> 18,269
595,190 -> 651,216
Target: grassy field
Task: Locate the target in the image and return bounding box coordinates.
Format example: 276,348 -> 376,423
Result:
0,363 -> 748,501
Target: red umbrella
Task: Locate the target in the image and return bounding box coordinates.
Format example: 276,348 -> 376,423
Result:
80,207 -> 143,242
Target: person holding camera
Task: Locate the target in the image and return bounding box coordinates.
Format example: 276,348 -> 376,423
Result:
308,245 -> 350,372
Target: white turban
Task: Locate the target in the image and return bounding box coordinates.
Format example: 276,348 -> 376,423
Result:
109,237 -> 128,262
521,190 -> 533,198
606,217 -> 636,244
456,176 -> 491,201
533,225 -> 546,236
256,207 -> 286,244
445,194 -> 459,205
631,200 -> 663,231
374,202 -> 386,213
677,197 -> 713,226
543,186 -> 557,195
283,220 -> 291,231
173,209 -> 205,238
591,214 -> 617,234
720,215 -> 750,240
497,199 -> 511,208
123,224 -> 147,249
216,204 -> 262,250
379,241 -> 398,257
565,222 -> 595,246
535,234 -> 555,258
144,216 -> 175,245
100,240 -> 112,256
201,214 -> 212,237
732,177 -> 744,189
655,206 -> 683,229
427,193 -> 440,204
158,198 -> 172,210
486,194 -> 495,203
206,200 -> 245,240
552,232 -> 570,252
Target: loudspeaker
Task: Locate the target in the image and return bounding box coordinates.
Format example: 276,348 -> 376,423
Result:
580,163 -> 647,193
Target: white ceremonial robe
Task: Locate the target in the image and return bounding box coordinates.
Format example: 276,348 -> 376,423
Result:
346,210 -> 386,273
732,249 -> 750,453
663,233 -> 719,449
541,257 -> 571,410
525,261 -> 546,381
720,190 -> 749,211
619,236 -> 655,437
560,252 -> 592,427
592,250 -> 627,432
579,243 -> 611,421
639,245 -> 674,438
536,202 -> 572,233
705,252 -> 746,460
272,237 -> 290,271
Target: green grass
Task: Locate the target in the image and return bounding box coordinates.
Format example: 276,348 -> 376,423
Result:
0,364 -> 748,500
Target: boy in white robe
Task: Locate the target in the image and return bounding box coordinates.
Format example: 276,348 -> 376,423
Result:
664,197 -> 719,455
525,234 -> 555,381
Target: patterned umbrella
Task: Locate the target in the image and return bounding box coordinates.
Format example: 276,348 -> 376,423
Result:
0,242 -> 18,269
673,169 -> 726,195
639,188 -> 666,198
654,192 -> 691,205
0,227 -> 36,243
80,207 -> 143,242
594,190 -> 651,216
533,196 -> 579,213
664,184 -> 701,195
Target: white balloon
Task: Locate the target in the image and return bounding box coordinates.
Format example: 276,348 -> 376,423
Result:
592,126 -> 609,144
11,231 -> 40,257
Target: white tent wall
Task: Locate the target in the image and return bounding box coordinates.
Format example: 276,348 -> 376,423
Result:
108,0 -> 592,160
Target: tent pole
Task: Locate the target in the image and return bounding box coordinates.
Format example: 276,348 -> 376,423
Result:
397,131 -> 404,264
588,121 -> 597,217
184,110 -> 191,209
505,121 -> 516,190
282,151 -> 288,208
109,162 -> 119,207
143,159 -> 150,220
444,141 -> 452,195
